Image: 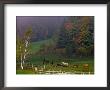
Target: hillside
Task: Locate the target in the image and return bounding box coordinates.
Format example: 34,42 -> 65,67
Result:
30,38 -> 56,54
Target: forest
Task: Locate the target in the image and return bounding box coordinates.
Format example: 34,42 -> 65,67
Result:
16,16 -> 94,74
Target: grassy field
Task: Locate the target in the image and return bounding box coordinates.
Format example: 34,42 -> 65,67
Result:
16,56 -> 94,74
30,38 -> 55,54
16,70 -> 35,74
16,39 -> 94,75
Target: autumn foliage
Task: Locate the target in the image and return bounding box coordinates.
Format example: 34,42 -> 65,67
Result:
57,16 -> 94,57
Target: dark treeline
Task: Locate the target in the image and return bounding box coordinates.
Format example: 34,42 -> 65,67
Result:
56,16 -> 94,57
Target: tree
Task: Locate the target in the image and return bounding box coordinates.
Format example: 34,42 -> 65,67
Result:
74,17 -> 94,56
56,16 -> 94,57
57,28 -> 67,48
56,20 -> 68,48
16,37 -> 25,69
57,18 -> 77,56
16,27 -> 32,70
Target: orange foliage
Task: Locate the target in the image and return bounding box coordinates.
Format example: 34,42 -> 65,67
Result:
64,22 -> 73,30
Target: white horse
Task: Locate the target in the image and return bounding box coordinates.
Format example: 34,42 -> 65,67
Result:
34,67 -> 38,72
61,62 -> 69,66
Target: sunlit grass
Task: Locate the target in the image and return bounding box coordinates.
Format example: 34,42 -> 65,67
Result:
16,70 -> 35,74
16,57 -> 94,74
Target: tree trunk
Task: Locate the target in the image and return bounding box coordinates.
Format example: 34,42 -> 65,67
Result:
23,54 -> 25,64
21,54 -> 23,70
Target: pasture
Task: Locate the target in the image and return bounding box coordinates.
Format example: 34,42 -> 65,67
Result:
16,56 -> 94,74
16,39 -> 94,75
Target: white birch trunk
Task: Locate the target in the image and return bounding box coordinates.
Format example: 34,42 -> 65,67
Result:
25,40 -> 28,48
23,53 -> 26,64
23,41 -> 28,65
20,54 -> 23,70
23,59 -> 24,64
21,39 -> 29,70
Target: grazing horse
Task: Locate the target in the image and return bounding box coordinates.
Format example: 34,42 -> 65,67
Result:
51,61 -> 53,65
83,64 -> 89,72
73,64 -> 79,68
57,63 -> 63,67
61,62 -> 69,67
43,58 -> 49,64
56,62 -> 69,67
34,67 -> 38,73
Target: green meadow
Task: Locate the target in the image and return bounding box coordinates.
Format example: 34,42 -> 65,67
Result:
17,39 -> 94,74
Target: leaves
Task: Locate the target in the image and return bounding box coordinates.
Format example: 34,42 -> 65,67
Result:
16,27 -> 32,61
57,16 -> 94,57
